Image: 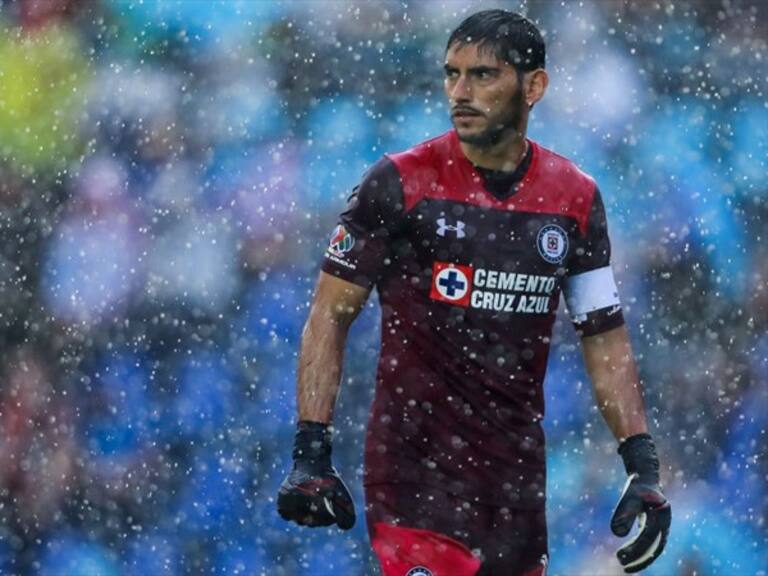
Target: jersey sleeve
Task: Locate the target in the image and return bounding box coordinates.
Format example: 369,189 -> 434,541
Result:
320,157 -> 405,289
563,186 -> 625,337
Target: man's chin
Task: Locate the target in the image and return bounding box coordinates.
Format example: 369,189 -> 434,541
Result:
454,120 -> 522,147
454,126 -> 493,146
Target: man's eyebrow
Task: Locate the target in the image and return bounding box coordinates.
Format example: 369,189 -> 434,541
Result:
468,65 -> 500,73
443,64 -> 500,73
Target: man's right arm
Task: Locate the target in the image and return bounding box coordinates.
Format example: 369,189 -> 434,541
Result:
298,157 -> 404,422
276,272 -> 368,530
278,156 -> 402,529
297,271 -> 370,424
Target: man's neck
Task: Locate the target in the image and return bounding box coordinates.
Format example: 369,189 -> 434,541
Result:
459,131 -> 528,172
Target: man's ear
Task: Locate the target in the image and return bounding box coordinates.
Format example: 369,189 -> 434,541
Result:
525,69 -> 549,109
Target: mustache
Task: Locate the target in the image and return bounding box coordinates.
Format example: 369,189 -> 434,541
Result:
451,106 -> 484,116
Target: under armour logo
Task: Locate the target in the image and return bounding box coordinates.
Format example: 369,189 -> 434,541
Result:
436,218 -> 466,238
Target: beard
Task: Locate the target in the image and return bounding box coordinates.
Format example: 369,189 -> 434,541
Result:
453,88 -> 525,148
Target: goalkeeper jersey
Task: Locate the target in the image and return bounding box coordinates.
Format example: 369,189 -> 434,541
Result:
321,129 -> 624,509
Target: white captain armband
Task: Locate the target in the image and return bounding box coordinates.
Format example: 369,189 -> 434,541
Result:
563,266 -> 624,336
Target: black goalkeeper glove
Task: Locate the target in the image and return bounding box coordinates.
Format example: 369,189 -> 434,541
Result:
610,433 -> 671,573
277,421 -> 356,530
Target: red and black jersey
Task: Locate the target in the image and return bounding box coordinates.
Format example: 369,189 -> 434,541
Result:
321,129 -> 624,509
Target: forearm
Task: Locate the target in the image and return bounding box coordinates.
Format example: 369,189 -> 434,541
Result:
295,272 -> 369,424
297,312 -> 349,424
582,325 -> 648,441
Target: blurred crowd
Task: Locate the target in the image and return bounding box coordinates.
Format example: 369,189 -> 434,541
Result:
0,0 -> 765,574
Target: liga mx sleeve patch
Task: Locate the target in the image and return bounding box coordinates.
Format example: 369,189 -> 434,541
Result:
429,262 -> 473,307
327,224 -> 355,257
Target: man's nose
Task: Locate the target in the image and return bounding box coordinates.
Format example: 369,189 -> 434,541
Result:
449,76 -> 472,102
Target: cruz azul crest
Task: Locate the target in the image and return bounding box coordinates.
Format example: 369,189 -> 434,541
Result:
536,224 -> 568,264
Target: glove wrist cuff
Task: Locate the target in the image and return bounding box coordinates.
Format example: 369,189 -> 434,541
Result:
618,433 -> 660,481
293,420 -> 332,463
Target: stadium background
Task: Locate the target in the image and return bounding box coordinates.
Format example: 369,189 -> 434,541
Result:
0,0 -> 765,574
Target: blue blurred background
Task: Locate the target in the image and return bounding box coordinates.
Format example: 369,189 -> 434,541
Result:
0,0 -> 765,574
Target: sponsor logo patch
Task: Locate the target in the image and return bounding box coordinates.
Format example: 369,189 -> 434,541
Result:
406,568 -> 433,576
328,224 -> 355,257
430,262 -> 473,307
430,261 -> 556,314
536,224 -> 568,264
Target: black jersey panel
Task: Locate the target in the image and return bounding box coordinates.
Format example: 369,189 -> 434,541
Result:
321,157 -> 405,288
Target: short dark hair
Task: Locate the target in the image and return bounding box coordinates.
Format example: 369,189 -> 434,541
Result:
446,9 -> 546,72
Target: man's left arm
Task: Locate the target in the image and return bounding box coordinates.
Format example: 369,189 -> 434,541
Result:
566,185 -> 670,573
580,318 -> 671,574
581,324 -> 646,441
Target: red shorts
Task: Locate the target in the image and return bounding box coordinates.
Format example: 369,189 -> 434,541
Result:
365,483 -> 548,576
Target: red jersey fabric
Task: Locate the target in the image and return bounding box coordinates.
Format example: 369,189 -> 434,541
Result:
321,129 -> 623,509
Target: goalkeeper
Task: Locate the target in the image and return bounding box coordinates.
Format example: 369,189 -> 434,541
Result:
277,9 -> 670,576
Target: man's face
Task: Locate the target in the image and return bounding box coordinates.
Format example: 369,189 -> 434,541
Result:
444,42 -> 526,147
